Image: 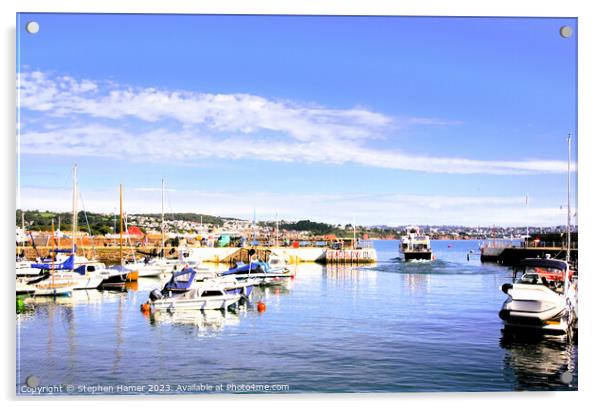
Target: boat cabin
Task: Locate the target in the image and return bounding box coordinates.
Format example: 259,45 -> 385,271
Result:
513,258 -> 574,293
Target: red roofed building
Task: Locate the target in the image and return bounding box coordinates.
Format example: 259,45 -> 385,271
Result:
127,226 -> 144,237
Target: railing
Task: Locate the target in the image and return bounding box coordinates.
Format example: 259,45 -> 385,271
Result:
525,241 -> 578,249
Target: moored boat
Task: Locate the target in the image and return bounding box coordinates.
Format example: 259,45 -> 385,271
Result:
15,259 -> 42,277
221,259 -> 293,286
33,285 -> 74,297
498,258 -> 577,335
499,134 -> 578,336
147,284 -> 241,311
27,254 -> 105,290
162,266 -> 259,298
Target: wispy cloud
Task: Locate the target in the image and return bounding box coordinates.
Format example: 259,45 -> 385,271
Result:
18,70 -> 573,175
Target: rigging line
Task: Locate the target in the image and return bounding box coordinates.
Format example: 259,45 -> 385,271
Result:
122,212 -> 137,261
78,190 -> 96,258
165,182 -> 177,243
113,207 -> 117,247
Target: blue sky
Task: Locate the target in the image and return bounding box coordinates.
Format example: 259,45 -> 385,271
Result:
16,14 -> 577,226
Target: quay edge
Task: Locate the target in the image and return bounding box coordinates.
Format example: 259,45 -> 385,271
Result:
17,245 -> 378,265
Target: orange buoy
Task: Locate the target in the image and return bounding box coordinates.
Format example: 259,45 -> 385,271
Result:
140,303 -> 151,313
257,301 -> 266,313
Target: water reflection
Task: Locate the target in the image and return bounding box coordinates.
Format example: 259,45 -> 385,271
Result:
23,289 -> 123,307
148,310 -> 241,337
256,283 -> 293,298
402,272 -> 432,294
500,332 -> 578,390
325,264 -> 377,285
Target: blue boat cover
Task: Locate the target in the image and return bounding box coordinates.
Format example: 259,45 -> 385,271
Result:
74,265 -> 87,275
31,255 -> 75,271
164,267 -> 197,291
223,261 -> 270,275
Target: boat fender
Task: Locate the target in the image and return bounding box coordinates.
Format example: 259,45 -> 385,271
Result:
501,283 -> 513,294
149,288 -> 163,301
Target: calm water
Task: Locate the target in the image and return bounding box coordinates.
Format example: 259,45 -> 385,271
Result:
16,240 -> 578,394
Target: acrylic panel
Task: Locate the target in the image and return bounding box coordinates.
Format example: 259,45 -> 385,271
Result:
16,13 -> 578,395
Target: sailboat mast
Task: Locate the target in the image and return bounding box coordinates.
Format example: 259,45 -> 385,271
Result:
566,133 -> 571,263
72,164 -> 78,254
19,210 -> 25,255
563,133 -> 572,298
161,179 -> 165,259
353,217 -> 357,249
253,208 -> 256,245
51,219 -> 55,289
525,194 -> 529,239
120,184 -> 123,265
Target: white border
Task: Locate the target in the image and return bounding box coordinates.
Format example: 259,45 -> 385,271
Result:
2,1 -> 601,407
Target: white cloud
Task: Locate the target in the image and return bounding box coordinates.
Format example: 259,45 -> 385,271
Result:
18,71 -> 391,143
20,124 -> 573,175
17,70 -> 574,175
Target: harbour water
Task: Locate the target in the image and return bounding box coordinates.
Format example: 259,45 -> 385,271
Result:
16,240 -> 577,394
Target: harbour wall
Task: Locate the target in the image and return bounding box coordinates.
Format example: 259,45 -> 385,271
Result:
481,247 -> 578,266
17,245 -> 378,265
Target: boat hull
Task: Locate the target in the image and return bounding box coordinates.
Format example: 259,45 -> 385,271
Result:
16,279 -> 36,295
151,294 -> 241,311
401,251 -> 433,261
500,310 -> 574,335
33,284 -> 74,297
499,283 -> 576,335
51,274 -> 104,290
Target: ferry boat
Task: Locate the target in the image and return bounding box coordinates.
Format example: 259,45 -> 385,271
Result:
399,227 -> 433,261
499,258 -> 577,335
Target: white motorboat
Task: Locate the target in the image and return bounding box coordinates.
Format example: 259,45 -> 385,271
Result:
499,134 -> 578,336
208,276 -> 260,298
31,271 -> 104,290
221,259 -> 293,286
148,284 -> 241,311
27,254 -> 105,290
158,267 -> 258,299
499,258 -> 577,335
399,227 -> 433,261
15,259 -> 42,277
133,258 -> 183,277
